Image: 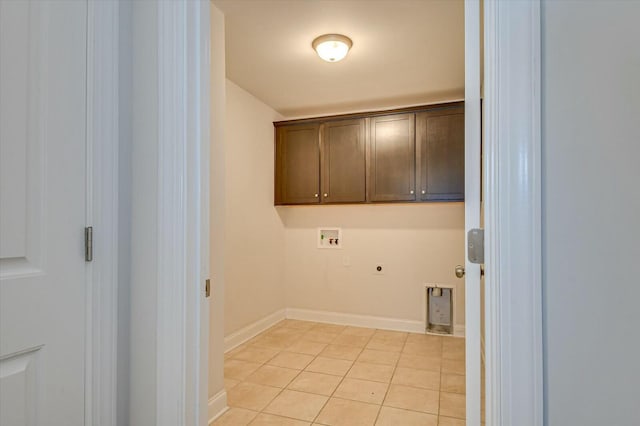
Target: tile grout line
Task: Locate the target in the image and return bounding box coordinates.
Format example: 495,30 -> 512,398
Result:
371,331 -> 407,425
309,326 -> 374,425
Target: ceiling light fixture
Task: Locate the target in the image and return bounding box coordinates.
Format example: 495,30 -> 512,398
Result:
312,34 -> 353,63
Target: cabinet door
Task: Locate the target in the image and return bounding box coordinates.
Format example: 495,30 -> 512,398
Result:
416,107 -> 465,201
368,113 -> 416,202
321,119 -> 366,203
275,124 -> 320,204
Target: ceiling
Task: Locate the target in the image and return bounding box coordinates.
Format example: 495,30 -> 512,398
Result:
214,0 -> 464,118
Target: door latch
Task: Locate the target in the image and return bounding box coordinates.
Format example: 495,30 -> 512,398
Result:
467,228 -> 484,264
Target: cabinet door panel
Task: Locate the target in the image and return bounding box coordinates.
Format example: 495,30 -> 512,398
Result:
321,119 -> 366,203
369,113 -> 416,201
417,107 -> 464,201
275,124 -> 320,204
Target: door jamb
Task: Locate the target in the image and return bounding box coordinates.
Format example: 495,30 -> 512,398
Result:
85,0 -> 119,424
131,0 -> 545,425
484,1 -> 543,425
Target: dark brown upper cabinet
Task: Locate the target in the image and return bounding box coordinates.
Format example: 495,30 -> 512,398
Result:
416,106 -> 465,201
274,101 -> 464,206
320,119 -> 366,203
275,123 -> 320,205
368,113 -> 416,202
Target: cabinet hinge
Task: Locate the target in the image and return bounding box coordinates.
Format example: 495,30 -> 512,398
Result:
85,226 -> 93,262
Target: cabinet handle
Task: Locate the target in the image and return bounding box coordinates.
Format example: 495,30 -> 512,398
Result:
323,193 -> 328,197
421,190 -> 426,194
314,193 -> 318,197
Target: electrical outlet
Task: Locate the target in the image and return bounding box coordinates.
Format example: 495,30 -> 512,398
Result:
373,264 -> 385,275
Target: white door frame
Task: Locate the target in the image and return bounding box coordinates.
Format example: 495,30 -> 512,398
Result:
118,0 -> 543,425
86,0 -> 119,425
483,1 -> 543,425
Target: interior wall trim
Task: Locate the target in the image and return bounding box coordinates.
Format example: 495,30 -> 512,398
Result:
484,1 -> 543,425
224,309 -> 287,353
207,389 -> 228,425
86,1 -> 119,424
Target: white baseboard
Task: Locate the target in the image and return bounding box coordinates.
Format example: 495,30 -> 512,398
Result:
286,308 -> 425,333
207,389 -> 228,424
224,309 -> 286,353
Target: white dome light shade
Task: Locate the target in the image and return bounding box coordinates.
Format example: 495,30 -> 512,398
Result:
312,34 -> 353,62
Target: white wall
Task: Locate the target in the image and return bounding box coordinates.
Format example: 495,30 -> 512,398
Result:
224,80 -> 286,335
542,1 -> 640,425
281,203 -> 466,327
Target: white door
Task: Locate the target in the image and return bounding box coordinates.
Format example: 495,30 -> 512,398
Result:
0,1 -> 88,425
464,0 -> 482,425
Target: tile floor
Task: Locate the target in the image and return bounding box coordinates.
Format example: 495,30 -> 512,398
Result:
214,320 -> 467,426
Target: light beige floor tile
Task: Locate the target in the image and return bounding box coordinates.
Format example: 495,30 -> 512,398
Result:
332,334 -> 371,348
383,384 -> 439,414
316,398 -> 380,426
266,327 -> 305,340
312,323 -> 346,334
441,374 -> 465,394
397,353 -> 441,372
391,367 -> 440,390
375,406 -> 438,426
341,326 -> 376,337
438,416 -> 466,426
253,336 -> 298,351
224,378 -> 240,390
233,346 -> 281,364
287,371 -> 342,396
439,392 -> 465,419
365,339 -> 403,353
287,340 -> 328,356
357,349 -> 400,366
441,358 -> 465,376
442,338 -> 465,361
303,330 -> 339,344
403,342 -> 442,357
263,390 -> 328,422
225,359 -> 263,380
346,362 -> 394,383
373,330 -> 408,342
226,382 -> 281,411
249,413 -> 311,426
268,351 -> 315,370
319,344 -> 362,361
406,333 -> 443,346
333,378 -> 389,404
245,364 -> 300,388
212,408 -> 258,426
305,357 -> 353,376
278,320 -> 317,331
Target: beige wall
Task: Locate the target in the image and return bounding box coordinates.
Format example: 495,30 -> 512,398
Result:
209,4 -> 226,401
221,79 -> 466,337
223,80 -> 286,335
280,204 -> 466,326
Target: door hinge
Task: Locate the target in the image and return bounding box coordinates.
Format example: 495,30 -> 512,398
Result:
85,226 -> 93,262
205,279 -> 211,298
467,228 -> 484,264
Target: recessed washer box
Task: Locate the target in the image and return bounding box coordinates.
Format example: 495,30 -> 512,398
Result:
317,228 -> 342,249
